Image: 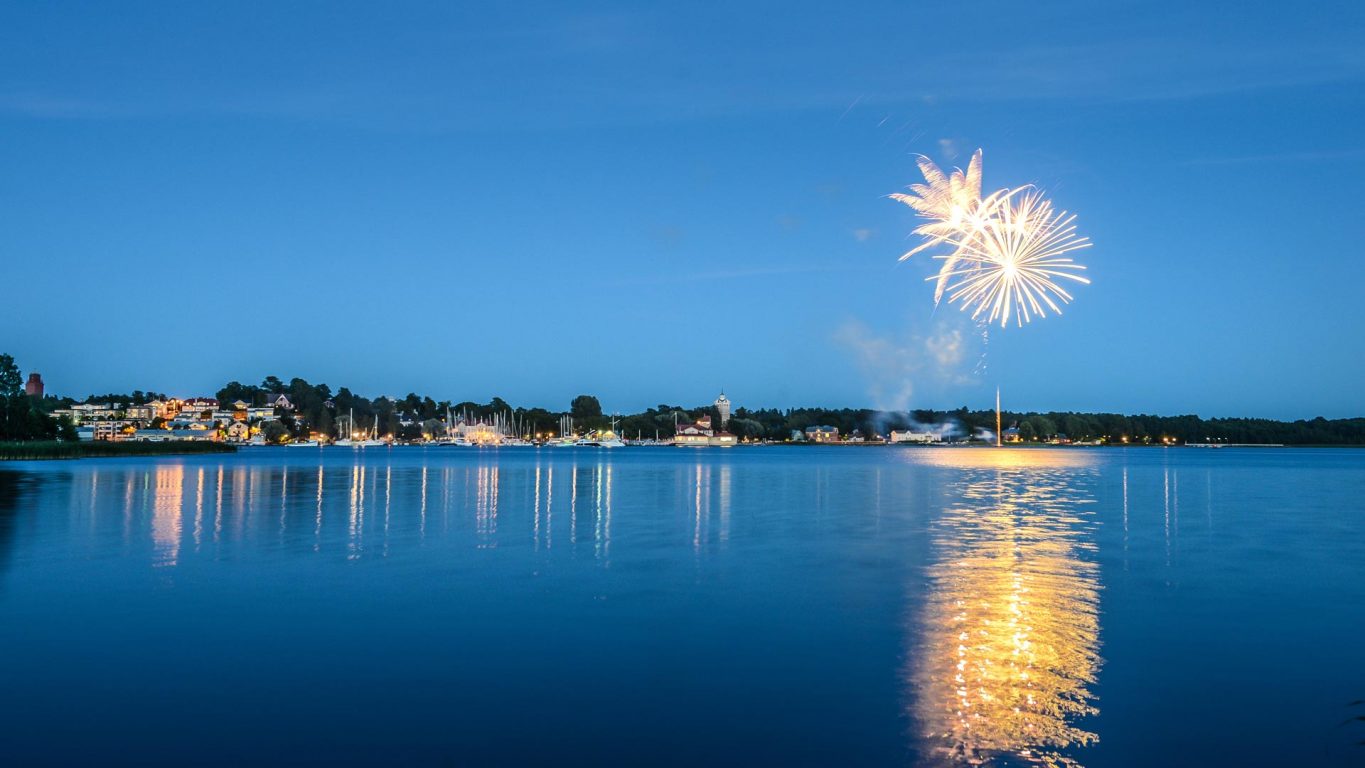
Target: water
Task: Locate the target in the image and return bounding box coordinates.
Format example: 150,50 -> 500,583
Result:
0,446 -> 1361,766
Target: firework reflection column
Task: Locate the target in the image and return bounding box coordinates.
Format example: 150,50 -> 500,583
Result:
910,454 -> 1102,766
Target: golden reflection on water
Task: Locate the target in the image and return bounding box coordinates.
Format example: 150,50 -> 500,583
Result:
476,465 -> 499,545
914,447 -> 1097,471
594,461 -> 612,563
912,449 -> 1102,767
65,455 -> 630,569
150,465 -> 183,567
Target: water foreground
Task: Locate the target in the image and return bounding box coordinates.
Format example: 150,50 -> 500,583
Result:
0,446 -> 1361,766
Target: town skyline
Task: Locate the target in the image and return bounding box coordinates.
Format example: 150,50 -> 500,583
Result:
11,359 -> 1364,424
9,356 -> 1360,449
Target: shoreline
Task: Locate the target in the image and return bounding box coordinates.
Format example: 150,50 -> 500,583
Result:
0,441 -> 237,461
5,442 -> 1353,462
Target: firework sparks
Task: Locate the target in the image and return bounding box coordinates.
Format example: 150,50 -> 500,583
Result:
892,150 -> 1091,326
938,189 -> 1090,327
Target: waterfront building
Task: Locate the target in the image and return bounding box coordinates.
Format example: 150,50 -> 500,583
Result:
225,421 -> 251,442
89,422 -> 129,441
804,425 -> 839,443
675,416 -> 715,446
674,415 -> 737,447
125,406 -> 156,422
25,372 -> 43,398
452,420 -> 501,444
890,430 -> 939,444
131,428 -> 220,443
247,407 -> 276,421
269,394 -> 294,411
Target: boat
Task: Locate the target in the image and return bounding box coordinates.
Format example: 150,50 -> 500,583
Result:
574,418 -> 625,448
358,415 -> 386,448
574,435 -> 625,448
550,414 -> 579,447
334,407 -> 358,446
287,439 -> 321,448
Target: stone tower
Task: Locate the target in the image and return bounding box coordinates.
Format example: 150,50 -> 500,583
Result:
714,391 -> 731,428
25,372 -> 44,398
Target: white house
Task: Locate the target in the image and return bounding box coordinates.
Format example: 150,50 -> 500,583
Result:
889,430 -> 939,444
674,415 -> 737,447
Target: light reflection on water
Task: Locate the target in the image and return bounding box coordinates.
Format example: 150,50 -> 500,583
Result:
911,449 -> 1101,767
52,454 -> 635,568
1,447 -> 1362,766
52,450 -> 1107,766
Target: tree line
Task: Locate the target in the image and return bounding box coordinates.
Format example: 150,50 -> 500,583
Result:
209,376 -> 1365,445
8,355 -> 1365,445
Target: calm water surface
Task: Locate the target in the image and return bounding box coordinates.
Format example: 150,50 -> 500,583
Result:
0,446 -> 1361,766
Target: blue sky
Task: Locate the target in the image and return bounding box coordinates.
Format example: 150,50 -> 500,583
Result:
2,1 -> 1362,418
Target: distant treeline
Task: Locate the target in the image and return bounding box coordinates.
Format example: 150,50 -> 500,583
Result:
901,409 -> 1365,446
4,343 -> 1358,446
21,365 -> 1365,445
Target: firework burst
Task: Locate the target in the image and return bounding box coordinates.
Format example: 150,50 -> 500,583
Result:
937,189 -> 1090,327
892,150 -> 1091,326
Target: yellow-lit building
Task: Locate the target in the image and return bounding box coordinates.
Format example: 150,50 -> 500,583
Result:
804,425 -> 839,443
